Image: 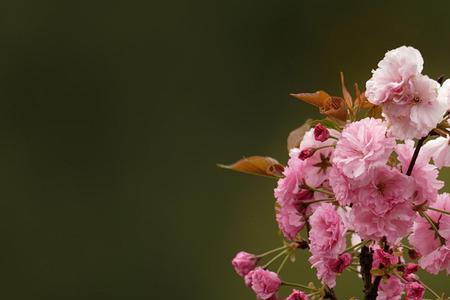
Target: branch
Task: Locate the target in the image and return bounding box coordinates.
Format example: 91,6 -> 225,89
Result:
406,136 -> 427,176
365,242 -> 389,300
359,245 -> 373,295
324,285 -> 338,300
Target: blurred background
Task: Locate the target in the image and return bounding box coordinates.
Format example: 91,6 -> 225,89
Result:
0,0 -> 450,299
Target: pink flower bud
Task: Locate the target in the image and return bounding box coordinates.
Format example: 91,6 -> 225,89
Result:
232,251 -> 258,277
298,148 -> 314,160
245,267 -> 281,300
373,248 -> 397,267
405,263 -> 419,275
313,123 -> 330,142
405,281 -> 425,300
328,253 -> 352,273
408,248 -> 421,260
286,289 -> 309,300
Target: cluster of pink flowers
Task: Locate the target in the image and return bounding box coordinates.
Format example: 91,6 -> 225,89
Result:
226,46 -> 450,299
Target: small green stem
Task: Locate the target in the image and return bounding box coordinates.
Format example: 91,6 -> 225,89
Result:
348,266 -> 361,274
302,198 -> 335,205
345,240 -> 369,253
282,281 -> 316,291
419,211 -> 445,245
304,184 -> 334,196
419,280 -> 441,299
257,245 -> 288,258
276,253 -> 290,274
262,250 -> 288,269
426,206 -> 450,216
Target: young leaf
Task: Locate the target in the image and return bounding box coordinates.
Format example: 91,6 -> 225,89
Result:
340,72 -> 353,110
290,91 -> 331,108
217,156 -> 284,178
290,92 -> 348,122
287,119 -> 312,151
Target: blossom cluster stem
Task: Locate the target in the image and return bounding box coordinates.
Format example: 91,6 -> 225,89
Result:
262,250 -> 288,269
281,281 -> 316,291
418,210 -> 445,245
257,245 -> 288,258
345,240 -> 369,253
426,206 -> 450,216
276,252 -> 290,274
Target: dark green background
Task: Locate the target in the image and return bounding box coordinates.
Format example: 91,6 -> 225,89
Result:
0,0 -> 449,299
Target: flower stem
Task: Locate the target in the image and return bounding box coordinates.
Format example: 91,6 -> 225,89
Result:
302,198 -> 336,205
348,266 -> 361,274
426,206 -> 450,216
304,185 -> 335,196
282,281 -> 316,291
406,136 -> 427,176
418,280 -> 440,299
345,240 -> 369,253
419,210 -> 445,245
276,252 -> 290,274
257,245 -> 288,258
262,250 -> 288,269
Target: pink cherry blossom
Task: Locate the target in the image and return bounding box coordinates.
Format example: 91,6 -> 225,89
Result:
299,128 -> 338,187
349,166 -> 415,243
409,193 -> 450,274
245,267 -> 281,300
274,149 -> 311,240
232,251 -> 258,277
313,123 -> 330,142
423,136 -> 450,169
309,203 -> 347,256
285,289 -> 309,300
333,118 -> 395,180
308,204 -> 347,287
372,248 -> 398,268
366,46 -> 423,105
405,281 -> 425,300
275,204 -> 305,241
377,276 -> 404,300
438,78 -> 450,111
308,255 -> 339,288
328,165 -> 358,206
383,74 -> 445,139
396,140 -> 443,205
418,245 -> 450,275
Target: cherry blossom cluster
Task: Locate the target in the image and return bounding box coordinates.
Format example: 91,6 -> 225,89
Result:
222,46 -> 450,300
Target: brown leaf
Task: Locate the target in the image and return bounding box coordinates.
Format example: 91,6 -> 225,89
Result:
290,91 -> 331,108
356,91 -> 373,109
320,96 -> 348,122
340,72 -> 353,109
367,105 -> 382,118
287,119 -> 312,151
291,92 -> 347,122
217,156 -> 284,178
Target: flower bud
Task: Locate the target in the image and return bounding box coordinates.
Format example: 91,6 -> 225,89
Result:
314,123 -> 330,142
232,251 -> 258,277
245,267 -> 281,300
286,289 -> 309,300
298,148 -> 314,160
328,253 -> 352,273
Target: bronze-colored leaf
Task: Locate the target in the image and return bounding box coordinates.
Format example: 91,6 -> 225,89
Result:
291,91 -> 347,122
290,91 -> 331,108
367,105 -> 382,118
340,72 -> 353,109
320,96 -> 348,122
217,156 -> 284,178
287,119 -> 312,151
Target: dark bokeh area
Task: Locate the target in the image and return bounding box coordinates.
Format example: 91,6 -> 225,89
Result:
0,0 -> 449,299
